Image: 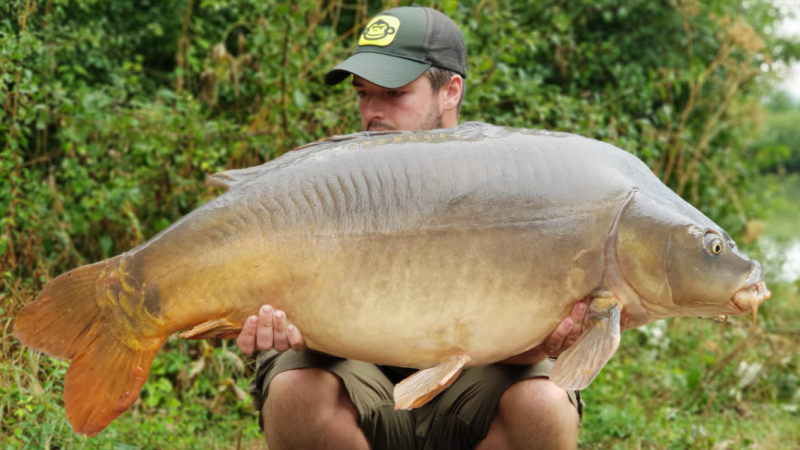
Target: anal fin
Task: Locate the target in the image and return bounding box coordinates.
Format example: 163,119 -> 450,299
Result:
550,297 -> 622,390
394,354 -> 471,410
179,318 -> 242,340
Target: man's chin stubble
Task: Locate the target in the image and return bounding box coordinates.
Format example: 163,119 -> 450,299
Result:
421,103 -> 443,130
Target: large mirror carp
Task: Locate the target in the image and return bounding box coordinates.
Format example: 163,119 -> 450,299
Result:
14,123 -> 770,436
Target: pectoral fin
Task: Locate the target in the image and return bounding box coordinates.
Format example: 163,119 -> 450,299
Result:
394,354 -> 471,410
550,297 -> 622,390
179,318 -> 242,340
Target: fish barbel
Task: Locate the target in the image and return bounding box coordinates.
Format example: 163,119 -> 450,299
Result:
14,123 -> 770,436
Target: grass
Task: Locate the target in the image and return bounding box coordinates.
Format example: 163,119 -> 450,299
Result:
579,295 -> 800,449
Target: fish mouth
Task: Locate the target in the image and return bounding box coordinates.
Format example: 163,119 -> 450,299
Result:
731,280 -> 771,313
730,263 -> 771,317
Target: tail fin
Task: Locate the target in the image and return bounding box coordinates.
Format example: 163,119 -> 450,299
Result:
14,258 -> 165,437
64,325 -> 162,437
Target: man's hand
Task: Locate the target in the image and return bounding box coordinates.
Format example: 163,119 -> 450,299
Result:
499,298 -> 590,365
236,305 -> 306,355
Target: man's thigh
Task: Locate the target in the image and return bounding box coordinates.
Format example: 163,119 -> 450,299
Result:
249,350 -> 416,449
417,359 -> 582,450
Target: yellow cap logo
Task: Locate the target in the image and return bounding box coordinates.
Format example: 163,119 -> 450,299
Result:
358,16 -> 400,47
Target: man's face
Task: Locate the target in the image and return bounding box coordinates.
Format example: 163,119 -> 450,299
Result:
353,75 -> 443,132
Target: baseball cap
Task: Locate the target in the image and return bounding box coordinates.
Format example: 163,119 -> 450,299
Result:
324,6 -> 467,89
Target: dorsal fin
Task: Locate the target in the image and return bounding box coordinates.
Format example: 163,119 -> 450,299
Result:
292,129 -> 404,150
206,130 -> 406,190
205,166 -> 269,190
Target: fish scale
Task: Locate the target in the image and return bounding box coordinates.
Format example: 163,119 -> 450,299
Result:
15,123 -> 769,437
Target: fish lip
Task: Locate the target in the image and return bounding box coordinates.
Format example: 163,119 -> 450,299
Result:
730,266 -> 771,315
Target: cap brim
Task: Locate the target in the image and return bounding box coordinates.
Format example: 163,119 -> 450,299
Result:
325,52 -> 431,89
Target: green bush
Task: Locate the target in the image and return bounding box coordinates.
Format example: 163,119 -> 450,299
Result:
752,92 -> 800,173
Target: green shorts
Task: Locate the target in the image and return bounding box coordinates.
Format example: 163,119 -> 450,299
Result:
248,350 -> 582,450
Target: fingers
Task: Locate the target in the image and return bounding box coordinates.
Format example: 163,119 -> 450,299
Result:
272,310 -> 290,352
543,317 -> 574,356
287,324 -> 307,352
536,298 -> 591,358
270,309 -> 305,352
272,309 -> 306,352
237,305 -> 305,355
564,300 -> 588,348
546,299 -> 591,356
256,305 -> 275,351
236,315 -> 258,355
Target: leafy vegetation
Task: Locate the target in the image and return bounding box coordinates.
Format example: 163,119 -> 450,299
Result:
753,92 -> 800,173
2,0 -> 799,448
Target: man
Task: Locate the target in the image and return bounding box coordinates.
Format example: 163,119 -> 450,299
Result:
236,6 -> 587,449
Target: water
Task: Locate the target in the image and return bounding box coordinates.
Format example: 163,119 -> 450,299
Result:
782,243 -> 800,281
759,175 -> 800,283
761,239 -> 800,283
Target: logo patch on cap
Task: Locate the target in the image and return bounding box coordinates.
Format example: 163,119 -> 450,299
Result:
358,15 -> 400,47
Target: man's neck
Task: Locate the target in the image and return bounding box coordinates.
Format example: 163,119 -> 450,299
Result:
441,113 -> 458,129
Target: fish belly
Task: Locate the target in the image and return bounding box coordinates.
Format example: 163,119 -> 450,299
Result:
152,223 -> 600,369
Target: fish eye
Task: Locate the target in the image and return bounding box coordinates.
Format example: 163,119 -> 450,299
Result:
703,232 -> 724,256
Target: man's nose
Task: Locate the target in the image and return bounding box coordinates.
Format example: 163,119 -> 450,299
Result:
362,96 -> 385,120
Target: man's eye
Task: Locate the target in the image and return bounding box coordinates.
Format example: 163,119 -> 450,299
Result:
356,91 -> 367,98
387,91 -> 404,97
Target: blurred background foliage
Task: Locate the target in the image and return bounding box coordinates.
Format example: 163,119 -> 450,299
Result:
1,0 -> 799,448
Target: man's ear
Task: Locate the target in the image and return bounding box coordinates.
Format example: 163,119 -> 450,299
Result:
441,75 -> 463,113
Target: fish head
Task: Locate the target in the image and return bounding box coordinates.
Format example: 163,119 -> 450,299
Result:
615,192 -> 770,320
665,222 -> 770,317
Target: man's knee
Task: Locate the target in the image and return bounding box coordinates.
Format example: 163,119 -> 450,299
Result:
262,368 -> 368,449
483,378 -> 579,450
508,378 -> 574,405
265,368 -> 352,416
268,368 -> 340,398
503,378 -> 579,424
